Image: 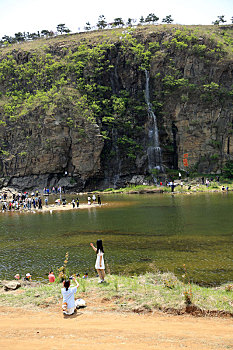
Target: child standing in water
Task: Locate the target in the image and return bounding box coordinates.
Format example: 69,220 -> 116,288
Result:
90,240 -> 105,283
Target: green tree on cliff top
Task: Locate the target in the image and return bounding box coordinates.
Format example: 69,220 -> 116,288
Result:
97,15 -> 107,29
84,22 -> 91,31
213,15 -> 227,25
162,15 -> 174,24
56,24 -> 71,34
145,13 -> 159,24
113,18 -> 125,27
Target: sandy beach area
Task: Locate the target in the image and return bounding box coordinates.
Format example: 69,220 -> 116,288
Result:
39,202 -> 102,213
0,305 -> 232,350
0,202 -> 104,214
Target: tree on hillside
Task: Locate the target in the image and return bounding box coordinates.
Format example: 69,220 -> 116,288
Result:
113,17 -> 124,27
41,29 -> 51,37
218,15 -> 227,23
14,32 -> 25,42
213,15 -> 227,25
2,35 -> 16,44
139,16 -> 145,24
84,22 -> 91,31
97,15 -> 107,29
145,13 -> 159,24
27,32 -> 40,40
162,15 -> 174,24
231,16 -> 233,23
56,24 -> 71,34
126,18 -> 133,27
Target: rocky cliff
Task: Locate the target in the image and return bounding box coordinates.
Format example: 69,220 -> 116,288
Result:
0,25 -> 232,191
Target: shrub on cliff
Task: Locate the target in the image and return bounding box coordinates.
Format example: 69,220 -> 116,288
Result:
222,161 -> 233,179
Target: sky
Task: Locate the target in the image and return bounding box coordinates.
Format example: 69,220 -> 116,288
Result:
0,0 -> 232,38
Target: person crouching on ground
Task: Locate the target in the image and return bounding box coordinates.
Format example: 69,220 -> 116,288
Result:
61,277 -> 79,315
90,239 -> 105,283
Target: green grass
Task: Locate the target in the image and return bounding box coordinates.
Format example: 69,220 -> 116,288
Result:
103,185 -> 159,193
1,272 -> 232,314
100,180 -> 233,194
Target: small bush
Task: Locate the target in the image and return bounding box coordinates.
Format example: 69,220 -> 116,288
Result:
225,284 -> 233,292
223,161 -> 233,179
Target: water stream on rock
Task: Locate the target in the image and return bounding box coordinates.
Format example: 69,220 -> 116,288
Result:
145,70 -> 163,173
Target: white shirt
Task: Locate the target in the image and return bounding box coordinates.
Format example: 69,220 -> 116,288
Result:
95,251 -> 105,269
61,286 -> 77,309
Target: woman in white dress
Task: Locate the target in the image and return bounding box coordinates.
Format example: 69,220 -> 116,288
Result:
90,239 -> 105,283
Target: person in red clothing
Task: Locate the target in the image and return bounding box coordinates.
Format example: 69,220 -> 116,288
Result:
48,270 -> 55,283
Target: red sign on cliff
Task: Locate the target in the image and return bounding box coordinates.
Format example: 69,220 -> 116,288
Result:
183,153 -> 188,167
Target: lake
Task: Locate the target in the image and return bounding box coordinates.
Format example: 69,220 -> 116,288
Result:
0,192 -> 232,285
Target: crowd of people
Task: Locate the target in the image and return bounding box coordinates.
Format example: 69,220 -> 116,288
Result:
0,189 -> 102,212
0,191 -> 43,211
43,186 -> 63,194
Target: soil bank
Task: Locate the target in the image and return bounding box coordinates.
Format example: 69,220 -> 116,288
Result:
0,306 -> 232,350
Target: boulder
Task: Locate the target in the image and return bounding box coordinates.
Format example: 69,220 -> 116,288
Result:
130,175 -> 149,185
1,280 -> 21,291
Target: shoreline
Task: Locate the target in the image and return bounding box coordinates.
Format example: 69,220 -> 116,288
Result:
36,202 -> 103,213
0,184 -> 232,215
0,273 -> 232,317
0,203 -> 104,214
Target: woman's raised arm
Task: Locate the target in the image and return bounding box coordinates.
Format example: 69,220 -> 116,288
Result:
90,242 -> 97,252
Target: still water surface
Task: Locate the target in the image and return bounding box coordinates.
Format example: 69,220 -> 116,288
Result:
0,193 -> 232,285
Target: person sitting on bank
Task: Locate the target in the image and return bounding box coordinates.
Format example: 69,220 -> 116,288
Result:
48,270 -> 55,283
61,277 -> 79,315
25,273 -> 31,281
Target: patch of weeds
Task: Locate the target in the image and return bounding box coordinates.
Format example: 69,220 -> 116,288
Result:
58,252 -> 69,281
113,277 -> 118,292
162,273 -> 178,289
182,264 -> 193,305
225,284 -> 233,292
79,278 -> 86,292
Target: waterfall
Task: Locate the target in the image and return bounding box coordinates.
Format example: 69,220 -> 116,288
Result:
145,70 -> 163,172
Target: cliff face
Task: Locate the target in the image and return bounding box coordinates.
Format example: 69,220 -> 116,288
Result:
0,25 -> 232,190
0,88 -> 104,190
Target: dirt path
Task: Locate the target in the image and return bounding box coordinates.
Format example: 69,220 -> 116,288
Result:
0,306 -> 232,350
